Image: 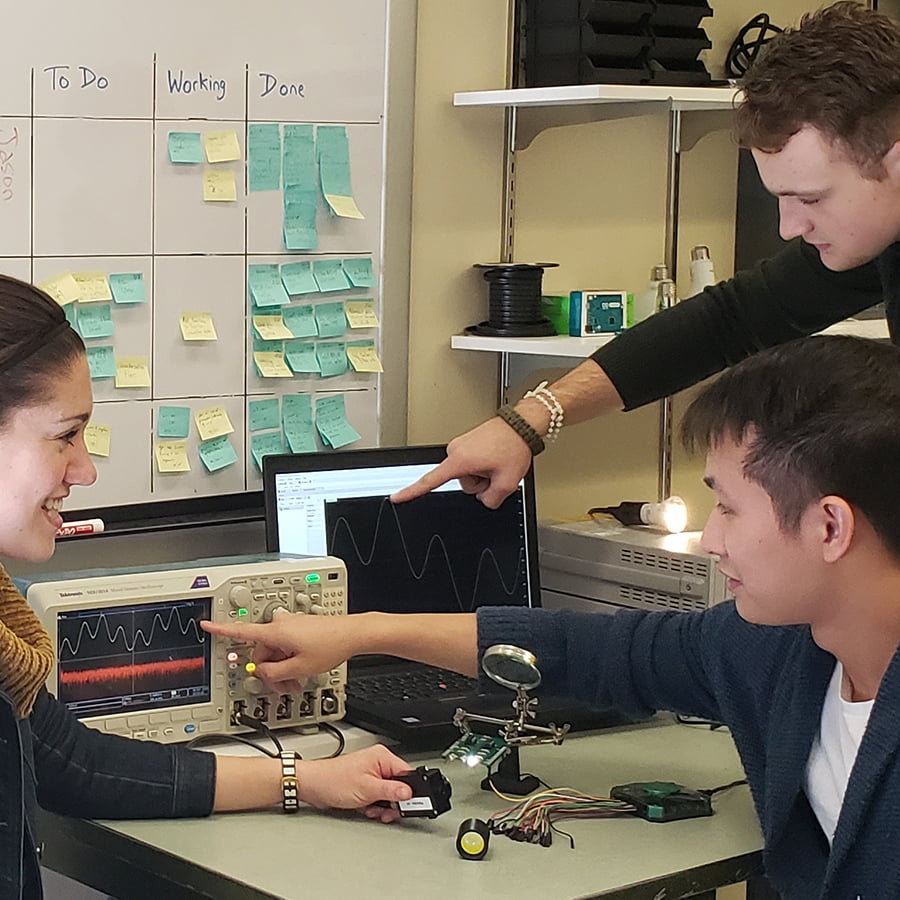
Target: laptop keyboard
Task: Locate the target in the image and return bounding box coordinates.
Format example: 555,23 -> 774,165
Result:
347,666 -> 478,704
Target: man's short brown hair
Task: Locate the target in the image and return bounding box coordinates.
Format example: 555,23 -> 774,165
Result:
734,2 -> 900,175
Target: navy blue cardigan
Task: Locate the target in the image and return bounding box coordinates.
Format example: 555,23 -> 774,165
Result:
478,602 -> 900,899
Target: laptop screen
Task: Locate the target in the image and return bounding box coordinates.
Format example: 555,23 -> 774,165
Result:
263,445 -> 540,615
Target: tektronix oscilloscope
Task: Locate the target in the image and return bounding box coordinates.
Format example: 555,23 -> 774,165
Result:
17,554 -> 346,743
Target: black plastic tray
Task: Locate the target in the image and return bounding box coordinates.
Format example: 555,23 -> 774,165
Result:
651,0 -> 713,31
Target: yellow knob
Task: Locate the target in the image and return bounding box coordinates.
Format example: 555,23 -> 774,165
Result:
245,662 -> 256,673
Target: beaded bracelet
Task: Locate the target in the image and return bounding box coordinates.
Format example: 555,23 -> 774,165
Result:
523,381 -> 564,443
280,749 -> 300,813
496,404 -> 545,456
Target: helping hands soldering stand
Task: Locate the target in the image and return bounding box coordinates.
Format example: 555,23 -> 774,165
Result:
446,644 -> 570,796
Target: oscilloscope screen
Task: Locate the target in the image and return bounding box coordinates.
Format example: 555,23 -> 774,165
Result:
325,490 -> 532,614
56,597 -> 212,718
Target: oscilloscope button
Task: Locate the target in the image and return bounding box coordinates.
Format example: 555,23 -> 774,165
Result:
184,724 -> 197,734
127,716 -> 148,728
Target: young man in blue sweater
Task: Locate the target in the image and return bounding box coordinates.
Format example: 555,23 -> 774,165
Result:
207,335 -> 900,898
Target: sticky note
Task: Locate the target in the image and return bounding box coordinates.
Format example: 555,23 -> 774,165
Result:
283,184 -> 318,251
252,337 -> 284,354
285,341 -> 319,374
180,312 -> 218,341
251,432 -> 286,471
86,345 -> 116,379
76,303 -> 114,340
155,441 -> 191,473
314,301 -> 347,338
108,272 -> 147,305
195,405 -> 234,442
344,300 -> 379,329
72,271 -> 112,303
316,342 -> 348,377
280,262 -> 319,296
283,216 -> 318,252
315,394 -> 361,449
157,406 -> 191,439
168,132 -> 204,164
115,356 -> 151,388
203,130 -> 242,163
347,344 -> 383,373
38,273 -> 81,306
84,423 -> 111,457
249,397 -> 281,432
248,123 -> 281,192
203,169 -> 237,202
282,123 -> 316,188
254,351 -> 293,378
198,435 -> 238,472
253,315 -> 294,341
249,264 -> 290,308
323,194 -> 365,219
282,304 -> 318,338
282,394 -> 317,453
342,257 -> 376,288
312,259 -> 351,293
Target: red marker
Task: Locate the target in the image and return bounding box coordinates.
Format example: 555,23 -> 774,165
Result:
56,518 -> 105,538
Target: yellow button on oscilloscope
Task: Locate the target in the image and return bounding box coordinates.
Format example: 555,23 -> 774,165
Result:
245,662 -> 256,673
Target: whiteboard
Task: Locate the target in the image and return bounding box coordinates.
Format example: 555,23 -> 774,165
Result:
0,0 -> 412,512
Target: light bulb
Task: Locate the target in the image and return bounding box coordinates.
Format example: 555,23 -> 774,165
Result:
640,496 -> 687,534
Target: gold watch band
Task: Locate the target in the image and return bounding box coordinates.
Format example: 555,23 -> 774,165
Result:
280,750 -> 300,813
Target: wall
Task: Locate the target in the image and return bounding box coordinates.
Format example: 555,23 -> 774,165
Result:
408,1 -> 821,531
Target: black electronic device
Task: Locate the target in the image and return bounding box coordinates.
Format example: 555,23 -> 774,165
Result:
456,818 -> 491,860
389,766 -> 452,819
610,781 -> 713,822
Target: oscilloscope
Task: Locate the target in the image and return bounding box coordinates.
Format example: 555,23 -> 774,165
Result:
17,554 -> 347,743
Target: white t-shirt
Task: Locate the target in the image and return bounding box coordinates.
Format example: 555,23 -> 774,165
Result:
805,662 -> 874,844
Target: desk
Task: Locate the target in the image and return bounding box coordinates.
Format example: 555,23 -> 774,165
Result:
39,718 -> 766,900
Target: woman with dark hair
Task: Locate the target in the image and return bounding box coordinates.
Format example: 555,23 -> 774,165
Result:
0,275 -> 413,900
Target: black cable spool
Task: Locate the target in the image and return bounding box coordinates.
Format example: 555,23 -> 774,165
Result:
468,262 -> 558,337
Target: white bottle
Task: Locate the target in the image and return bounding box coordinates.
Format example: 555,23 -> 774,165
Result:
632,263 -> 669,325
689,245 -> 716,297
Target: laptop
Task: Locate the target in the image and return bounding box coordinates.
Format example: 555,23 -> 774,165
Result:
263,444 -> 632,749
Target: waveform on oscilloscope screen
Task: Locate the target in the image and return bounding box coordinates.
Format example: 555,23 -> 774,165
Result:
58,605 -> 207,660
326,494 -> 527,613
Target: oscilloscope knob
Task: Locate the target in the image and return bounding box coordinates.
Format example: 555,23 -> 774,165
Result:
262,600 -> 289,623
243,675 -> 265,694
228,585 -> 253,609
310,603 -> 326,616
294,592 -> 311,612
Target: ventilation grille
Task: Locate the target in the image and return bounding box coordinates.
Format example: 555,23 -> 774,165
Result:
618,586 -> 707,613
619,548 -> 709,578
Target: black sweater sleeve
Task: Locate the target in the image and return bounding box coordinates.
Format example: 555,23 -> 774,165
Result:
593,240 -> 883,410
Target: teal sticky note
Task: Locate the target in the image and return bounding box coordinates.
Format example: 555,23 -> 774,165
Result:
253,337 -> 284,353
76,303 -> 114,339
63,303 -> 77,327
285,341 -> 320,373
283,305 -> 318,338
168,132 -> 204,164
248,264 -> 290,307
283,186 -> 318,251
251,431 -> 286,471
315,393 -> 361,449
109,272 -> 147,305
313,259 -> 351,293
314,301 -> 347,338
198,435 -> 238,472
248,123 -> 281,192
280,262 -> 319,296
283,217 -> 318,251
316,125 -> 350,162
157,405 -> 191,439
342,257 -> 375,288
282,394 -> 317,453
282,124 -> 316,188
248,397 -> 281,432
86,345 -> 116,379
316,341 -> 348,377
319,161 -> 353,200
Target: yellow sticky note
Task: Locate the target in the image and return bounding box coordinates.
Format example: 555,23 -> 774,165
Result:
195,405 -> 234,441
324,194 -> 365,219
347,345 -> 383,373
252,315 -> 294,341
72,271 -> 113,303
38,272 -> 81,306
203,130 -> 242,163
155,441 -> 191,473
84,423 -> 111,457
344,301 -> 380,329
115,356 -> 151,388
180,312 -> 218,341
253,351 -> 293,378
203,169 -> 237,202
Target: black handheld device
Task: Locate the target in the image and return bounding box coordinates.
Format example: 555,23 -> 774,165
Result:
388,766 -> 453,819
